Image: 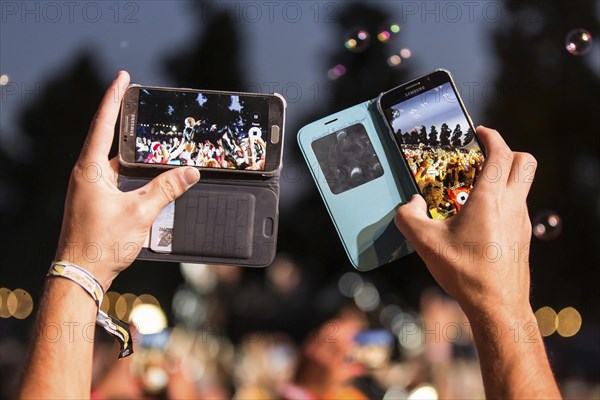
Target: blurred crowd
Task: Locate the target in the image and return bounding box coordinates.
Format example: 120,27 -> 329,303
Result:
86,257 -> 487,399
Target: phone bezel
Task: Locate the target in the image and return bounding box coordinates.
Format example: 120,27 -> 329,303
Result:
119,85 -> 286,176
377,69 -> 486,215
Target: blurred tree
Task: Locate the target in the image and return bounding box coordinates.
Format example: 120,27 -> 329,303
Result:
418,125 -> 428,144
451,124 -> 463,147
439,123 -> 451,146
0,53 -> 105,298
428,125 -> 439,146
164,2 -> 245,91
463,127 -> 474,146
485,0 -> 600,380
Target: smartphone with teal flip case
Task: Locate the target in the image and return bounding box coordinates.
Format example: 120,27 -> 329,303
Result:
298,97 -> 416,271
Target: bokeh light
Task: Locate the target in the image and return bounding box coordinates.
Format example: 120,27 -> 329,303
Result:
387,55 -> 402,67
353,282 -> 380,311
7,289 -> 33,319
129,303 -> 167,335
0,74 -> 8,86
557,307 -> 582,337
115,292 -> 138,321
338,272 -> 363,297
345,29 -> 371,53
180,263 -> 217,293
379,304 -> 403,328
377,30 -> 391,43
534,306 -> 558,337
383,387 -> 408,400
400,48 -> 412,59
532,210 -> 562,240
565,28 -> 593,56
102,291 -> 120,314
407,384 -> 439,400
0,288 -> 12,318
327,64 -> 347,80
134,294 -> 161,308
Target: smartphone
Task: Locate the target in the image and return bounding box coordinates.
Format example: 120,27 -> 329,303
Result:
119,85 -> 286,175
378,69 -> 486,220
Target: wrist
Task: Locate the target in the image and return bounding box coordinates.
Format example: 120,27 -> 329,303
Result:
54,248 -> 114,291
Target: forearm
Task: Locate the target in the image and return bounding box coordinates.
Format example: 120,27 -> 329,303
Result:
467,306 -> 561,399
20,278 -> 97,399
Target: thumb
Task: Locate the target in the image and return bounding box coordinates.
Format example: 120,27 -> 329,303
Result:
394,194 -> 435,244
136,167 -> 200,216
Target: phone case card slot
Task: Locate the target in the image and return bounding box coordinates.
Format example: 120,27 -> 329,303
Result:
173,191 -> 255,259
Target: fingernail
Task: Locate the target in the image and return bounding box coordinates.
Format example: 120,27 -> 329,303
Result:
184,168 -> 200,188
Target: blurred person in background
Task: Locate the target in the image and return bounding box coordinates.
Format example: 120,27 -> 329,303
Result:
18,72 -> 560,399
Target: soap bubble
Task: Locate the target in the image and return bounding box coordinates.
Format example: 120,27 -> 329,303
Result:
345,29 -> 371,53
532,211 -> 562,240
565,29 -> 592,56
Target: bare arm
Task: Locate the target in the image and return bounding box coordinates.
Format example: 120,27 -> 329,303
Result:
19,71 -> 200,399
395,126 -> 561,399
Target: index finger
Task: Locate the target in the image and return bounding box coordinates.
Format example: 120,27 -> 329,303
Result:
474,126 -> 514,192
79,71 -> 131,161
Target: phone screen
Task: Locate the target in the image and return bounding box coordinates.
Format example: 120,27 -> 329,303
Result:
134,89 -> 270,171
383,81 -> 485,220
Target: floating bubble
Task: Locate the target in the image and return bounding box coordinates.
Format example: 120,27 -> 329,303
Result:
565,28 -> 592,56
532,211 -> 562,240
345,29 -> 371,53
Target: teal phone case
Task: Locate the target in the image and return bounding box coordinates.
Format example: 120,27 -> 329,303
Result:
297,97 -> 416,271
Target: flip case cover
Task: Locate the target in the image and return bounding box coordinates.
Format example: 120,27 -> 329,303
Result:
118,169 -> 279,267
297,96 -> 416,271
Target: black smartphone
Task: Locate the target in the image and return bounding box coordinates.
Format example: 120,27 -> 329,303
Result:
378,69 -> 486,220
119,86 -> 286,176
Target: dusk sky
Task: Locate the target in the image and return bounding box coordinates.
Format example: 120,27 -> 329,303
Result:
389,82 -> 471,139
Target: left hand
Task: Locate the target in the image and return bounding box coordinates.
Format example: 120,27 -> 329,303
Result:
55,71 -> 201,290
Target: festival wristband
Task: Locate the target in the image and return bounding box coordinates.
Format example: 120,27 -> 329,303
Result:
47,261 -> 134,359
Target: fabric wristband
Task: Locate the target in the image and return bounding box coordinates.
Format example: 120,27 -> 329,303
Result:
48,261 -> 134,359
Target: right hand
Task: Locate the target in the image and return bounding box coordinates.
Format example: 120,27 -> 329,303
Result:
394,126 -> 538,321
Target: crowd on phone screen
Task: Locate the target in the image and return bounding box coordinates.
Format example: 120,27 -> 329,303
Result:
402,143 -> 485,218
135,117 -> 266,170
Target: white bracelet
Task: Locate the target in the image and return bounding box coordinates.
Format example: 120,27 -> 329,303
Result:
48,261 -> 104,307
47,260 -> 133,359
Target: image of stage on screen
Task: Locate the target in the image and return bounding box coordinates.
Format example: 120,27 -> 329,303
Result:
135,89 -> 269,171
